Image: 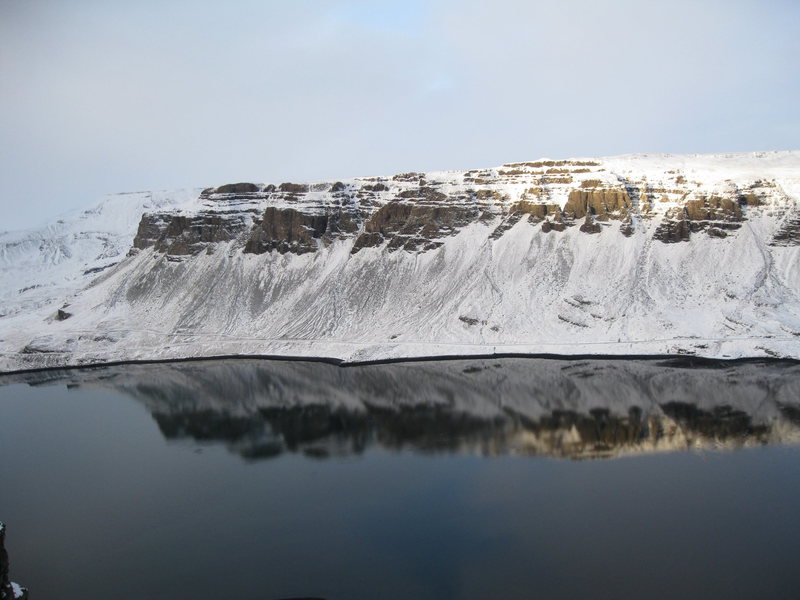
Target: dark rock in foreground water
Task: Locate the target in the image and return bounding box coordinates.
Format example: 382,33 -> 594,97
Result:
0,523 -> 28,600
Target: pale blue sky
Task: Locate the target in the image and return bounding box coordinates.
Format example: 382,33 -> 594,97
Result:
1,0 -> 798,230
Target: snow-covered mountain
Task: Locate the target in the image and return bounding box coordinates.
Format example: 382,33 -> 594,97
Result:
0,189 -> 199,318
1,152 -> 799,372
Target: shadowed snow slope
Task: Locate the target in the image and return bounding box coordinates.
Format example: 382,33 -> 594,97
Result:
1,152 -> 799,371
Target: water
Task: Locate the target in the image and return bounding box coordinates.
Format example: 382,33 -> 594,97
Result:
1,357 -> 800,599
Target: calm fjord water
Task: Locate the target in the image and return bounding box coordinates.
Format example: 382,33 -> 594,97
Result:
1,357 -> 800,600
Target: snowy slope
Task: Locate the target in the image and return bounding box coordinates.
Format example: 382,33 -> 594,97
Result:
1,152 -> 799,372
0,189 -> 199,317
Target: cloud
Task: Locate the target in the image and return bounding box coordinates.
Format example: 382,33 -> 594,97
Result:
0,0 -> 798,230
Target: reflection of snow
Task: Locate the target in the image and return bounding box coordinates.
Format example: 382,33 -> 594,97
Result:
10,357 -> 800,461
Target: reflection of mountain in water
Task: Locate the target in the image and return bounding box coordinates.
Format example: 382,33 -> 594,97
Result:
8,358 -> 800,460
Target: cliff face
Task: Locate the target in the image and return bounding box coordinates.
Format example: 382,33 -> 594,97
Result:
129,159 -> 795,259
1,152 -> 800,371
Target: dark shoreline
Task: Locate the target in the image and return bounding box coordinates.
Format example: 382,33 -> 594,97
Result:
1,351 -> 797,380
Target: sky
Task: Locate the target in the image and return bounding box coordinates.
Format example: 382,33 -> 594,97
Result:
1,0 -> 798,230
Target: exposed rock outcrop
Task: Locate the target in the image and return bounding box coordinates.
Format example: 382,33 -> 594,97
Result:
129,157 -> 790,258
352,201 -> 481,252
164,214 -> 247,254
653,195 -> 746,242
3,152 -> 799,373
579,215 -> 602,234
133,212 -> 250,255
209,182 -> 260,195
771,210 -> 800,246
244,207 -> 329,255
562,187 -> 632,222
653,207 -> 692,243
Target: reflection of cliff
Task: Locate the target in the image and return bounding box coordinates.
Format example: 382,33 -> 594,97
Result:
7,357 -> 800,460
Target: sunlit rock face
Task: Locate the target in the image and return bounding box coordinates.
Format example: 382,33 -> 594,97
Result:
2,152 -> 800,371
130,160 -> 795,257
9,358 -> 800,461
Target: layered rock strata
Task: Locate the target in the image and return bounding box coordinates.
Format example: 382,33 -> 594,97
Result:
1,152 -> 799,371
128,160 -> 798,259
